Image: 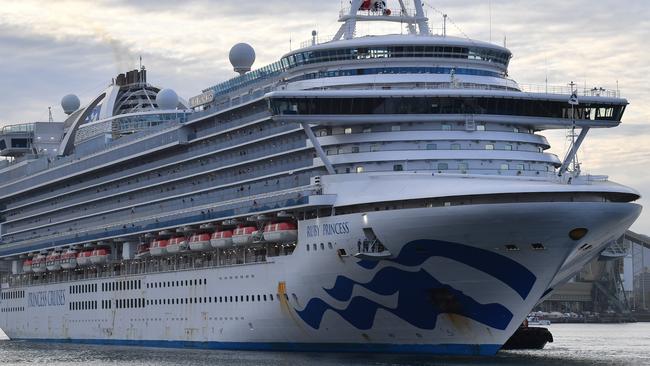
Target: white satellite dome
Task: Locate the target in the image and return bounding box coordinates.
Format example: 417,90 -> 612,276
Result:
61,94 -> 81,115
156,89 -> 179,110
229,43 -> 256,75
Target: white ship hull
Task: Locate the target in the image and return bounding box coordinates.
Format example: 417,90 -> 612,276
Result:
0,201 -> 640,355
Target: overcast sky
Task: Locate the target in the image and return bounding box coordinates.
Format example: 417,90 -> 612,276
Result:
0,0 -> 648,233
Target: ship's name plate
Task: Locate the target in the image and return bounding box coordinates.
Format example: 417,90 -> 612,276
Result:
306,222 -> 350,238
27,290 -> 66,307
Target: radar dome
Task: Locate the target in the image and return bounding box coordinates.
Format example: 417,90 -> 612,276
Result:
156,89 -> 179,110
61,94 -> 81,115
229,43 -> 256,75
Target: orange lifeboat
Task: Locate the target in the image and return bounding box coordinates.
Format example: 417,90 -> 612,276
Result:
46,252 -> 62,271
263,222 -> 298,243
32,253 -> 47,273
210,230 -> 233,248
90,249 -> 110,265
77,250 -> 93,267
150,240 -> 168,256
60,249 -> 78,270
189,233 -> 211,251
232,226 -> 256,246
22,259 -> 33,273
167,236 -> 188,254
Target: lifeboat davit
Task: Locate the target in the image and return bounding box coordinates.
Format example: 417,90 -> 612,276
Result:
135,243 -> 151,259
232,226 -> 256,246
60,249 -> 78,270
77,250 -> 93,267
263,222 -> 298,243
46,252 -> 62,271
210,230 -> 233,248
32,254 -> 47,273
150,240 -> 168,256
23,259 -> 33,273
90,249 -> 110,265
189,233 -> 211,251
167,236 -> 188,254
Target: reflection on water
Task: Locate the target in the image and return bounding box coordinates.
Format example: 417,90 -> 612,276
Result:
0,324 -> 649,366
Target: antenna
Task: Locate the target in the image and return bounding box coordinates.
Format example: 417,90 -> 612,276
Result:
48,107 -> 53,123
139,55 -> 143,70
333,0 -> 431,41
443,14 -> 447,37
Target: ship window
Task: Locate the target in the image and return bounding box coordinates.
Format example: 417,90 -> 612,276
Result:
306,244 -> 310,251
451,143 -> 461,150
320,243 -> 325,250
442,124 -> 451,131
504,145 -> 513,151
500,163 -> 509,170
517,163 -> 525,171
426,143 -> 437,150
312,244 -> 317,251
477,124 -> 486,131
356,166 -> 365,173
344,128 -> 353,134
458,163 -> 468,172
393,164 -> 403,171
485,144 -> 494,150
437,163 -> 448,170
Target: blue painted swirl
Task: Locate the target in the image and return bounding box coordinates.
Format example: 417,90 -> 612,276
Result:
296,266 -> 514,331
357,239 -> 536,299
295,239 -> 537,332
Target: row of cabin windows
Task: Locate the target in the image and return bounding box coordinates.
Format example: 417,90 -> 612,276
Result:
340,161 -> 553,174
12,136 -> 305,227
1,307 -> 24,312
6,150 -> 311,239
4,107 -> 273,212
7,153 -> 311,241
103,280 -> 142,292
1,290 -> 24,299
70,300 -> 97,311
326,124 -> 533,136
5,127 -> 305,230
147,278 -> 207,289
306,242 -> 335,252
327,142 -> 543,155
101,299 -> 112,309
71,283 -> 97,294
147,293 -> 288,306
115,298 -> 145,309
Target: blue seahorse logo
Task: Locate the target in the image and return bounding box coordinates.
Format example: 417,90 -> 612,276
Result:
296,239 -> 537,331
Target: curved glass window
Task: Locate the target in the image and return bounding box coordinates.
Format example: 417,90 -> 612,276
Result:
203,45 -> 510,99
283,45 -> 511,69
291,67 -> 503,82
270,96 -> 625,121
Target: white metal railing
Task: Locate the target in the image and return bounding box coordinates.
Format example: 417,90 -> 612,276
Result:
324,81 -> 621,98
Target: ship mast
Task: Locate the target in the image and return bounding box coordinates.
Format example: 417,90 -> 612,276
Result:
333,0 -> 431,41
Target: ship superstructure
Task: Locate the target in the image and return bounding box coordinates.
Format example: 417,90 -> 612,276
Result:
0,0 -> 642,355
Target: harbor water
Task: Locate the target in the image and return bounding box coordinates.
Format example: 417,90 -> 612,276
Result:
1,323 -> 649,365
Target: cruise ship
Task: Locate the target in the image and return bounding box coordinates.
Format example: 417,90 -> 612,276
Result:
0,0 -> 642,355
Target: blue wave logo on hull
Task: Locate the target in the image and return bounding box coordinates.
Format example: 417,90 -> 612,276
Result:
357,240 -> 536,299
296,239 -> 537,331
